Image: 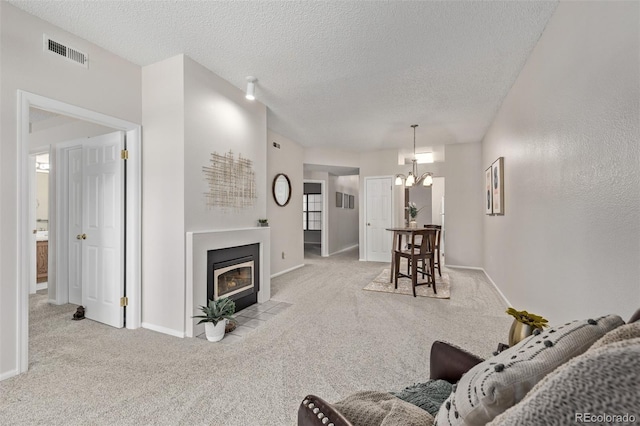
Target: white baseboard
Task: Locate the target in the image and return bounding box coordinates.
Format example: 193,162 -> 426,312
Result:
36,282 -> 48,291
0,369 -> 18,381
481,268 -> 511,308
271,263 -> 304,279
445,265 -> 510,307
142,322 -> 185,338
329,244 -> 359,256
446,264 -> 483,270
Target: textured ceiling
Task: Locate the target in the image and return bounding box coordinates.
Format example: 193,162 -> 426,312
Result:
10,1 -> 558,152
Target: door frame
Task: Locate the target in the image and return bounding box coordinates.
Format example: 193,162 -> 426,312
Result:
303,179 -> 328,257
16,91 -> 142,375
28,148 -> 51,295
363,176 -> 395,262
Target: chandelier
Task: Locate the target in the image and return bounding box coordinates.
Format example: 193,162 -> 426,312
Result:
395,124 -> 433,187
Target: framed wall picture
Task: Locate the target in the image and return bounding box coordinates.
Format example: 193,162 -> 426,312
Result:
485,166 -> 493,215
343,193 -> 348,209
491,157 -> 504,215
348,195 -> 354,209
336,192 -> 343,208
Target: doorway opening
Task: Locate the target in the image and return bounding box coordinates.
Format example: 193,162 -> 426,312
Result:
16,91 -> 141,376
29,151 -> 51,295
303,164 -> 360,260
303,180 -> 327,258
405,176 -> 445,260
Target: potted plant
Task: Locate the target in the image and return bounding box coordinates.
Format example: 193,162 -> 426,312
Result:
258,218 -> 269,227
405,202 -> 423,228
506,307 -> 549,346
193,297 -> 237,342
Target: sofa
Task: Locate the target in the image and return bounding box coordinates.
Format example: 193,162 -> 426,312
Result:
298,308 -> 640,426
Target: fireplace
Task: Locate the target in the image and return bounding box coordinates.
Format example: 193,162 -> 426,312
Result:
207,243 -> 260,312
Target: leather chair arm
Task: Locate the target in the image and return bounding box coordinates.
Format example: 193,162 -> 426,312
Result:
298,395 -> 353,426
429,341 -> 484,383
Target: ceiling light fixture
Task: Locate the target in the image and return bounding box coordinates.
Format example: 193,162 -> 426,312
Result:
395,124 -> 433,187
245,76 -> 257,100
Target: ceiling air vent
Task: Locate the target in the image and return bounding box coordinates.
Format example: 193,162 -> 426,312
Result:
43,35 -> 88,69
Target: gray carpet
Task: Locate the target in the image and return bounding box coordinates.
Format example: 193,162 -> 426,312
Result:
0,248 -> 511,425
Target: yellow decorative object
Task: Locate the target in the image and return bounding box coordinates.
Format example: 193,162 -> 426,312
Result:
508,320 -> 537,346
506,307 -> 549,346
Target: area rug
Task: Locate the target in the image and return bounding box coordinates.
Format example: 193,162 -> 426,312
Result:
364,269 -> 450,299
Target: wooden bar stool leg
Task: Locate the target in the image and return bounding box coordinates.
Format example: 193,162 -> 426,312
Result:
411,255 -> 418,297
431,254 -> 437,294
394,252 -> 400,289
389,231 -> 398,283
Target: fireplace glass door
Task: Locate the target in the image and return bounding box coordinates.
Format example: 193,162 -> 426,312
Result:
214,259 -> 254,299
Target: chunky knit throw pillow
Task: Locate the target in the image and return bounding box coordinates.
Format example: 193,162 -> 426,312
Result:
488,337 -> 640,425
589,321 -> 640,350
434,315 -> 624,426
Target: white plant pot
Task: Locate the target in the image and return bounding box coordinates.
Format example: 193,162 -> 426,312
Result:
204,320 -> 226,342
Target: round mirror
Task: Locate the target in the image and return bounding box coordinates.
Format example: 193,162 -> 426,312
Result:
273,173 -> 291,207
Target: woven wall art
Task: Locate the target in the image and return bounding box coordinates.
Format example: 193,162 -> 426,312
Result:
203,150 -> 257,209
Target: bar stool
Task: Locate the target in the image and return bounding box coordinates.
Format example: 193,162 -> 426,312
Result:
424,225 -> 442,277
393,228 -> 437,297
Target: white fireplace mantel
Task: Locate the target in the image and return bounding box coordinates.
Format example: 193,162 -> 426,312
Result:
186,227 -> 271,338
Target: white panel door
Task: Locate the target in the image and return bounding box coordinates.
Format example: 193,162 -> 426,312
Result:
82,132 -> 124,328
365,177 -> 393,262
68,147 -> 83,305
29,155 -> 37,294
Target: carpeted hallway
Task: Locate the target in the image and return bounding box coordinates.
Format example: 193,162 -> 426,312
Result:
0,248 -> 511,425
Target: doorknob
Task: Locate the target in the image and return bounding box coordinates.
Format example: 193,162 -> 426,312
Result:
76,234 -> 82,240
81,234 -> 87,240
367,223 -> 371,226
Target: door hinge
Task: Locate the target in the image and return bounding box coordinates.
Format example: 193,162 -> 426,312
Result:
120,296 -> 128,307
121,149 -> 129,160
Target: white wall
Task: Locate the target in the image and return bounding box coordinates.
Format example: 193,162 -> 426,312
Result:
431,177 -> 445,227
329,175 -> 359,254
141,55 -> 185,335
443,143 -> 484,267
408,185 -> 432,226
0,2 -> 141,378
184,56 -> 267,232
30,118 -> 114,150
141,55 -> 268,336
482,1 -> 640,323
303,147 -> 360,168
267,130 -> 304,275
